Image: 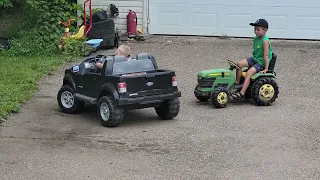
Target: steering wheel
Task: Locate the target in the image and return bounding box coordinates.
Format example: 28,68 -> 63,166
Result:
227,60 -> 241,69
88,56 -> 101,64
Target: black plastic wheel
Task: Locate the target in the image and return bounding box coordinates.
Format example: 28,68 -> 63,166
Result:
210,86 -> 229,108
251,77 -> 279,106
155,98 -> 180,120
97,96 -> 124,127
57,85 -> 85,114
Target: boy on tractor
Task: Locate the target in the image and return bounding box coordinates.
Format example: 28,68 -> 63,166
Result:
231,19 -> 273,100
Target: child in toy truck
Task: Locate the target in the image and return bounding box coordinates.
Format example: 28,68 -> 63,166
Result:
96,44 -> 132,69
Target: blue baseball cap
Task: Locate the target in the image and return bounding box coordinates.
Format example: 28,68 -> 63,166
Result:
250,19 -> 268,29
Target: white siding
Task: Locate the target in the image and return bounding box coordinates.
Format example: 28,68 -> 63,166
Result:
78,0 -> 144,35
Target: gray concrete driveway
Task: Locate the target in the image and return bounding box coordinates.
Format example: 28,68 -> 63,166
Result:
1,36 -> 319,180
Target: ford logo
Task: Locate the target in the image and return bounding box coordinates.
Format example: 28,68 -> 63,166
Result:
146,82 -> 154,86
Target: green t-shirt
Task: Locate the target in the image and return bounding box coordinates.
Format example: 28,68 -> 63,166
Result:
252,35 -> 273,67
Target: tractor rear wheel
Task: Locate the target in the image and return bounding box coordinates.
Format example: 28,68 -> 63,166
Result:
251,77 -> 279,106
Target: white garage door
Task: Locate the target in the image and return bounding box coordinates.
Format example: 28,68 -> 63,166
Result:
148,0 -> 320,39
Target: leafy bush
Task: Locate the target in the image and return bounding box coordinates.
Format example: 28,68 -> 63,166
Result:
7,0 -> 88,57
0,0 -> 13,8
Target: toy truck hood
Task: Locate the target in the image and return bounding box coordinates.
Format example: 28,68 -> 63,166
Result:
198,69 -> 232,78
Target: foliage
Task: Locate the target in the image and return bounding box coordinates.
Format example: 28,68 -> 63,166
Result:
7,0 -> 89,56
0,0 -> 25,11
0,0 -> 13,8
0,11 -> 29,38
62,37 -> 91,57
0,0 -> 89,120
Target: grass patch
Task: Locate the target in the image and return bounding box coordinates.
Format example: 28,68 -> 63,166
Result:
0,53 -> 75,121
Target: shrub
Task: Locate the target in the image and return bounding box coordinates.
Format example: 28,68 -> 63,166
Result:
7,0 -> 88,57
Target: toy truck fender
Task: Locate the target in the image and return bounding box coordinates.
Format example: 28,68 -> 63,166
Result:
98,83 -> 120,103
62,74 -> 77,90
251,71 -> 277,80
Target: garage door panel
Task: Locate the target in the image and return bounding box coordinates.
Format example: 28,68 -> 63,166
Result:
158,12 -> 183,27
262,15 -> 288,30
149,4 -> 189,34
189,0 -> 304,7
190,13 -> 217,36
190,0 -> 253,6
297,17 -> 320,31
148,0 -> 320,39
295,8 -> 320,31
191,13 -> 217,27
221,6 -> 254,37
149,0 -> 187,5
189,5 -> 219,35
226,14 -> 252,29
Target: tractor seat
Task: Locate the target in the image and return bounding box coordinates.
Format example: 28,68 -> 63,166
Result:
241,53 -> 277,78
241,71 -> 247,78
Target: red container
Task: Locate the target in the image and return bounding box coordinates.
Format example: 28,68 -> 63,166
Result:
127,10 -> 137,38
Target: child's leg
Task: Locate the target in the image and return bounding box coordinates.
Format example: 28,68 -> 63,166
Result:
240,66 -> 257,95
235,59 -> 249,84
232,64 -> 263,100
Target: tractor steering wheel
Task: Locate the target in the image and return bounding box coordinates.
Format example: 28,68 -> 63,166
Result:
228,60 -> 241,70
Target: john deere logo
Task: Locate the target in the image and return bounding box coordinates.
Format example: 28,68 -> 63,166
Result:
146,82 -> 154,86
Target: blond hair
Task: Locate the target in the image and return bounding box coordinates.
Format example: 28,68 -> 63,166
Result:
116,44 -> 131,57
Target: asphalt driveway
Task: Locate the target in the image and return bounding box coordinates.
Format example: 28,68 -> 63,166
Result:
1,36 -> 319,180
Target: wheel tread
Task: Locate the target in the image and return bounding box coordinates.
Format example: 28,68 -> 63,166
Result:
210,86 -> 229,108
251,77 -> 279,106
155,98 -> 180,120
57,85 -> 85,114
98,96 -> 124,127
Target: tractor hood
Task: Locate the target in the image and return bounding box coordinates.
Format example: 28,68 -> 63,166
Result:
198,68 -> 232,78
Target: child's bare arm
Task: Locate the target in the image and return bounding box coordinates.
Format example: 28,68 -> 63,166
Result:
262,40 -> 269,70
96,62 -> 103,69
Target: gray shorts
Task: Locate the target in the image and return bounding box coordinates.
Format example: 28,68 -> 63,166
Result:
246,58 -> 264,72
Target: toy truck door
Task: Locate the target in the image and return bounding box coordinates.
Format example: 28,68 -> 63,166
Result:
77,73 -> 98,98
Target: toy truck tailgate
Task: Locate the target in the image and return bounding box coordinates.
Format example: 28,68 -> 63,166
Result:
112,58 -> 178,97
122,70 -> 177,96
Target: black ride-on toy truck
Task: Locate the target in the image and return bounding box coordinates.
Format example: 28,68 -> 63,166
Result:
57,53 -> 181,127
194,53 -> 279,108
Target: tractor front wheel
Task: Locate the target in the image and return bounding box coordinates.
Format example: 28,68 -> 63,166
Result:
210,87 -> 229,108
251,77 -> 279,106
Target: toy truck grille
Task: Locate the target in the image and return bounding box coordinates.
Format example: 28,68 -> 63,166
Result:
198,77 -> 216,88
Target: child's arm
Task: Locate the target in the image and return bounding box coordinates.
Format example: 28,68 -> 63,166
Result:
262,40 -> 269,72
96,62 -> 103,69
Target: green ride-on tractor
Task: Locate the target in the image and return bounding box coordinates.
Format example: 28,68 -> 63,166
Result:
194,53 -> 279,108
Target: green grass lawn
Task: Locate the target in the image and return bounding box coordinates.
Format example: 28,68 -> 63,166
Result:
0,53 -> 73,121
0,5 -> 80,121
